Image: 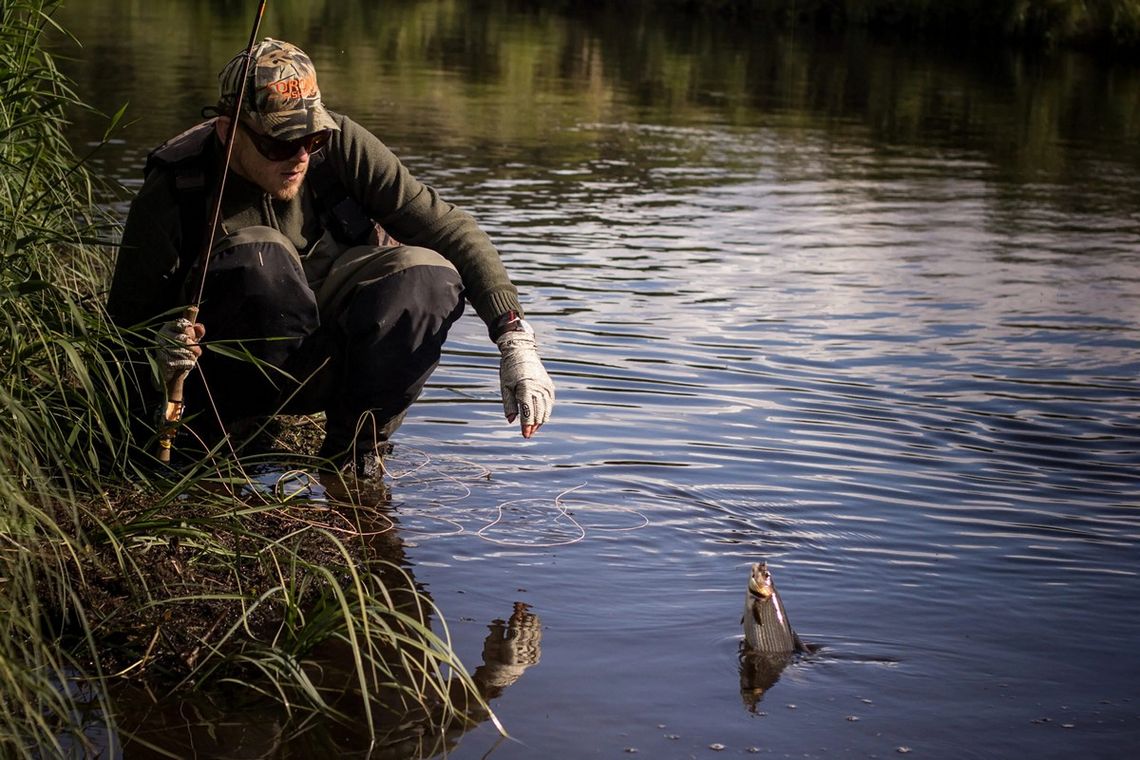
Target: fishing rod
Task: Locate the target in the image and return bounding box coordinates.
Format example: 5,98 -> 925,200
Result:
157,0 -> 268,463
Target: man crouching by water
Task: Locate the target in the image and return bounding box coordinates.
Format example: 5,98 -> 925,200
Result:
107,39 -> 555,475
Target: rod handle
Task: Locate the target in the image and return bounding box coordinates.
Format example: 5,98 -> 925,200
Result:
156,305 -> 200,463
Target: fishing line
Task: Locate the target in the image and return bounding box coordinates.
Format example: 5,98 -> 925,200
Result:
270,500 -> 397,539
472,484 -> 652,548
157,0 -> 268,462
180,428 -> 652,549
268,444 -> 651,548
379,450 -> 652,547
473,485 -> 589,547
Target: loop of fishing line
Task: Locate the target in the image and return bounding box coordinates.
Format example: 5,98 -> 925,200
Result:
201,439 -> 651,549
183,367 -> 651,549
379,452 -> 651,547
472,484 -> 651,548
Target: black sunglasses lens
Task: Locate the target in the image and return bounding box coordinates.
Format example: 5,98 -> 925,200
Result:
263,141 -> 296,161
244,123 -> 331,161
263,137 -> 303,161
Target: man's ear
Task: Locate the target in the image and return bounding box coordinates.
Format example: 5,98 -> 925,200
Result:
214,115 -> 231,141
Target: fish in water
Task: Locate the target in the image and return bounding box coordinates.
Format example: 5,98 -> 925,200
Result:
742,561 -> 807,654
739,562 -> 809,709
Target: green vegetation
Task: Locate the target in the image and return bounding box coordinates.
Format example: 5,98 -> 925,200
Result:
0,2 -> 489,755
1,1 -> 122,752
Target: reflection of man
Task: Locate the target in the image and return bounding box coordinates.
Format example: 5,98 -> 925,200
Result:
471,602 -> 543,699
110,597 -> 544,757
108,39 -> 555,473
323,597 -> 544,757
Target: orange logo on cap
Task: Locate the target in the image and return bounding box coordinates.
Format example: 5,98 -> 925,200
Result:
266,75 -> 318,101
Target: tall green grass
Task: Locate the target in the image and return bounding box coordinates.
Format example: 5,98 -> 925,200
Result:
1,0 -> 122,754
0,2 -> 489,755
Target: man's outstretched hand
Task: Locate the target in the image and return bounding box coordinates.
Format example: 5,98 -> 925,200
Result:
496,318 -> 554,438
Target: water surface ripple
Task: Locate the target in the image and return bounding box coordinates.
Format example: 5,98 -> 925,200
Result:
418,116 -> 1139,757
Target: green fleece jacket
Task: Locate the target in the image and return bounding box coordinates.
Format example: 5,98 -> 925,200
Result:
107,111 -> 522,332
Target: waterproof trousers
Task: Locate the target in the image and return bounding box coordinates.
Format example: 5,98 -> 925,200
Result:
182,226 -> 465,461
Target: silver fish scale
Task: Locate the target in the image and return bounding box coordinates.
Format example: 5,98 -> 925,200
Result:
743,576 -> 800,653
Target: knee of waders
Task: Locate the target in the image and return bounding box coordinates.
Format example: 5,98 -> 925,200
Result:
331,246 -> 465,342
191,226 -> 318,341
351,267 -> 465,346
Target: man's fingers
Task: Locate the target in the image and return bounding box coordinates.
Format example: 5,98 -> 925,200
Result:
180,323 -> 205,358
185,326 -> 204,358
503,391 -> 518,422
515,385 -> 551,438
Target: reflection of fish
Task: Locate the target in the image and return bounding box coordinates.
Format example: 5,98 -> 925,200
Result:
739,562 -> 808,710
742,562 -> 807,654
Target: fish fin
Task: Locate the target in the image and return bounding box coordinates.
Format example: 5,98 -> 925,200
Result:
792,630 -> 808,654
752,605 -> 764,627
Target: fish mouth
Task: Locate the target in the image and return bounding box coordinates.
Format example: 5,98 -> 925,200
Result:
748,584 -> 773,600
748,563 -> 774,599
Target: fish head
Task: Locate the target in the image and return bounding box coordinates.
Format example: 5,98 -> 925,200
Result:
747,562 -> 775,601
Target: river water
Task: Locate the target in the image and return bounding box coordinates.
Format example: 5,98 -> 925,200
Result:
57,1 -> 1140,757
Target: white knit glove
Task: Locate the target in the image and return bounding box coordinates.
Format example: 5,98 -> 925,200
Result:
496,318 -> 554,438
156,317 -> 203,384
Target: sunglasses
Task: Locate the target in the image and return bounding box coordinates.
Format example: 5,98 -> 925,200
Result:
238,121 -> 331,161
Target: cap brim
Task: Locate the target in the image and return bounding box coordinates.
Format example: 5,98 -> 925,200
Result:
254,102 -> 338,140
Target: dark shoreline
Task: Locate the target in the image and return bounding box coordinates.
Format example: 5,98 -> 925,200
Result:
547,0 -> 1140,56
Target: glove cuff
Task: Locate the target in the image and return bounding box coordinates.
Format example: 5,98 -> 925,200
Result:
490,310 -> 531,341
494,315 -> 535,349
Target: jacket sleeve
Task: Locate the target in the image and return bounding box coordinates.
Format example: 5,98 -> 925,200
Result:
329,114 -> 524,327
106,170 -> 187,328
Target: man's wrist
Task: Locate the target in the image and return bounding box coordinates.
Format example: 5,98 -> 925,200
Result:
490,309 -> 527,341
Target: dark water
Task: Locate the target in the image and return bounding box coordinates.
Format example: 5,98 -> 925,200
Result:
57,1 -> 1140,757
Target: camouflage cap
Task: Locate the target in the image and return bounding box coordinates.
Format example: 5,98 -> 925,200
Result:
218,38 -> 338,141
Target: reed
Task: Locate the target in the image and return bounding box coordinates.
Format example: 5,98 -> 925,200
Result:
0,2 -> 489,755
1,1 -> 121,753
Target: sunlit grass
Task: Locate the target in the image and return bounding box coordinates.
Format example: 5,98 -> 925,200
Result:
0,1 -> 491,755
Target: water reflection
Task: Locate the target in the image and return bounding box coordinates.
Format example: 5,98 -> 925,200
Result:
738,648 -> 796,712
101,485 -> 542,759
56,1 -> 1140,212
106,604 -> 539,758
